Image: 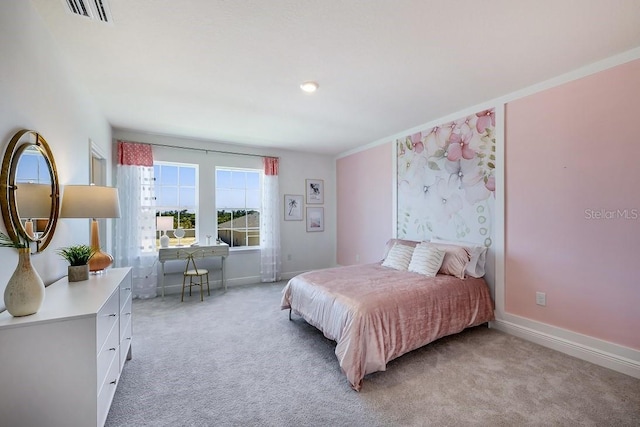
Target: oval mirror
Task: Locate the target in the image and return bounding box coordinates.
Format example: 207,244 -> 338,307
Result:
0,130 -> 60,252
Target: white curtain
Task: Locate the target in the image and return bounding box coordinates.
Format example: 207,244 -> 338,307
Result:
260,157 -> 281,282
114,142 -> 157,299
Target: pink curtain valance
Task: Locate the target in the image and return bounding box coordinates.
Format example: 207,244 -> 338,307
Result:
264,157 -> 279,176
117,141 -> 154,167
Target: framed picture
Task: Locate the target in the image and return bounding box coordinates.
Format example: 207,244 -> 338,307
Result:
306,207 -> 324,232
305,179 -> 324,204
284,194 -> 303,221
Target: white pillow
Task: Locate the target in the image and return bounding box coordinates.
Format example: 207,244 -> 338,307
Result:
430,237 -> 487,278
408,243 -> 445,277
381,243 -> 414,271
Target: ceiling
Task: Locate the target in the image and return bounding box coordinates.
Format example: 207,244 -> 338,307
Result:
30,0 -> 640,156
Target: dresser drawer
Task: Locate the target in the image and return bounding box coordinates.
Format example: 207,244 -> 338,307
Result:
96,290 -> 120,354
120,317 -> 132,369
97,321 -> 119,391
120,280 -> 132,310
119,292 -> 132,335
97,352 -> 120,427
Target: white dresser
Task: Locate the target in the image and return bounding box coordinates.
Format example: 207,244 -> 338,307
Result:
0,267 -> 132,427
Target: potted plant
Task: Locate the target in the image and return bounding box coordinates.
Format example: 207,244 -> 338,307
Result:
1,231 -> 45,316
57,244 -> 95,282
0,230 -> 29,249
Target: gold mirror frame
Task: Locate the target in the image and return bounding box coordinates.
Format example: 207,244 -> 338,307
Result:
0,130 -> 60,252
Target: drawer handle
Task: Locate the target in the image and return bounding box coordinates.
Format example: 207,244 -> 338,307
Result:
109,347 -> 117,351
125,312 -> 131,316
126,337 -> 132,340
123,287 -> 131,291
108,313 -> 117,317
110,380 -> 117,385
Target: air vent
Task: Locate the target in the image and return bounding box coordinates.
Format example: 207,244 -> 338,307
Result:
64,0 -> 112,23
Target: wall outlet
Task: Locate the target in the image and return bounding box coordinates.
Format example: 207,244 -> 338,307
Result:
287,254 -> 292,261
355,254 -> 360,262
536,292 -> 546,306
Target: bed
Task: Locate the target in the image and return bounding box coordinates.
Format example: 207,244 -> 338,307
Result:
280,239 -> 495,391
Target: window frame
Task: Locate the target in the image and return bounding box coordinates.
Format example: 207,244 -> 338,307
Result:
154,161 -> 199,248
215,166 -> 262,251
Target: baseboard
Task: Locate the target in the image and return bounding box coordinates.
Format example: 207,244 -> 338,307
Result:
491,317 -> 640,379
151,270 -> 307,296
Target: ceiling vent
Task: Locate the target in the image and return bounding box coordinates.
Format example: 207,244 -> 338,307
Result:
64,0 -> 112,23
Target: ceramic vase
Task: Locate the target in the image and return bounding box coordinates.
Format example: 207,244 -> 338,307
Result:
4,248 -> 45,317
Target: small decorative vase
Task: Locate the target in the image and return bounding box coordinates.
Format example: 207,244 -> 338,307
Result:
68,265 -> 90,282
4,248 -> 45,317
160,233 -> 170,248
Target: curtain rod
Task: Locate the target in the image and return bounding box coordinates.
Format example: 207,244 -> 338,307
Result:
146,141 -> 278,159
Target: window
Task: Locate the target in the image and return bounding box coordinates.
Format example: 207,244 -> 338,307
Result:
154,162 -> 198,247
216,168 -> 261,248
16,147 -> 51,184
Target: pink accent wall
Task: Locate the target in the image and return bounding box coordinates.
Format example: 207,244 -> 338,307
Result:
337,143 -> 393,265
505,59 -> 640,350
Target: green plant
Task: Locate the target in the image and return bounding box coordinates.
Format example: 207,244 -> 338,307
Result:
57,245 -> 95,266
0,231 -> 29,249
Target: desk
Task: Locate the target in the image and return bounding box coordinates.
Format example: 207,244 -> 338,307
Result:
158,244 -> 229,298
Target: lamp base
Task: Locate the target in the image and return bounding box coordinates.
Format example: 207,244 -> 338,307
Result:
25,220 -> 35,239
89,249 -> 113,272
89,218 -> 113,272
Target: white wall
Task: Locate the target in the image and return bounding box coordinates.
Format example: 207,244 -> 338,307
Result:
0,0 -> 112,310
113,130 -> 336,292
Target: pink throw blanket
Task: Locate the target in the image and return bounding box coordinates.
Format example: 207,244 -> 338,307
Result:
281,263 -> 494,391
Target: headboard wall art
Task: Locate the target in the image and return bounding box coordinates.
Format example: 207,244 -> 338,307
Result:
396,108 -> 496,285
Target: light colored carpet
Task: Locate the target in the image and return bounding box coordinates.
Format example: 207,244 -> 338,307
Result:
106,281 -> 640,426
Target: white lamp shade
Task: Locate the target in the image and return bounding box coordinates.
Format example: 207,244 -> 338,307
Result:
156,216 -> 174,231
16,183 -> 51,219
60,185 -> 121,219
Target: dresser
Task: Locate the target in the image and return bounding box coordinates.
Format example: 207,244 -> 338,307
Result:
0,267 -> 132,427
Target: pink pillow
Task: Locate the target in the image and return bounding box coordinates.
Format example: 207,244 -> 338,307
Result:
430,237 -> 488,278
428,243 -> 470,279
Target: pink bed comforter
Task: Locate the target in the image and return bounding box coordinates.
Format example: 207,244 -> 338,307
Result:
280,263 -> 494,391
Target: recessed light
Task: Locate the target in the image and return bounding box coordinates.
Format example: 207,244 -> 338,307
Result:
300,81 -> 319,93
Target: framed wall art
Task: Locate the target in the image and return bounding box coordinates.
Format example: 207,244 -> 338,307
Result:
306,207 -> 324,232
284,194 -> 303,221
305,178 -> 324,204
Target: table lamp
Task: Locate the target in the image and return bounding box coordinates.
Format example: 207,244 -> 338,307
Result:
156,216 -> 173,248
60,184 -> 121,272
16,183 -> 52,239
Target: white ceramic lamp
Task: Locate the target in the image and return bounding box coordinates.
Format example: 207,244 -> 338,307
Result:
156,216 -> 173,248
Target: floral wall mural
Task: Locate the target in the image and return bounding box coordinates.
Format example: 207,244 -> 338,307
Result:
397,109 -> 495,247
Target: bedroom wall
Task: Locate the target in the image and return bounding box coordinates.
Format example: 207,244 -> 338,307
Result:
504,58 -> 640,351
335,51 -> 640,377
113,129 -> 336,291
0,0 -> 112,310
336,142 -> 393,265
